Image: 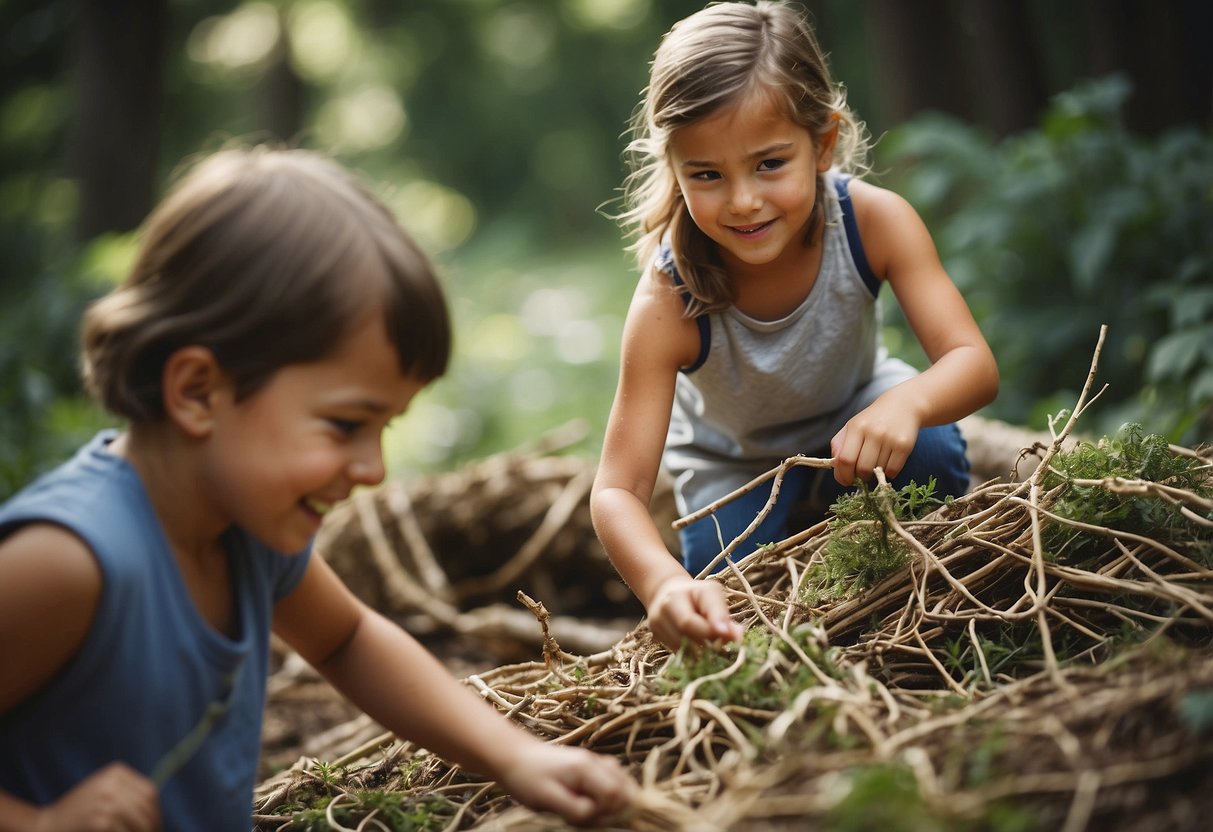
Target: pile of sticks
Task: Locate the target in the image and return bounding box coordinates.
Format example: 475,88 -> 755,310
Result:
254,330 -> 1213,831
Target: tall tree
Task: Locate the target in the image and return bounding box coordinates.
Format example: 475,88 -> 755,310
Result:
68,0 -> 165,241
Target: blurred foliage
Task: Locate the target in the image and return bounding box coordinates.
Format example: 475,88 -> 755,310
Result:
1,1 -> 1210,499
877,76 -> 1213,443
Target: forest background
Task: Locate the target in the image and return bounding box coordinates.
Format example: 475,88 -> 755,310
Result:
2,0 -> 1211,499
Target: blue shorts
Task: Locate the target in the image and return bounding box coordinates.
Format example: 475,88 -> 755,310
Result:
677,423 -> 970,576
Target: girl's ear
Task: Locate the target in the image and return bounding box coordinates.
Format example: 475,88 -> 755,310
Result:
815,121 -> 840,172
161,346 -> 227,439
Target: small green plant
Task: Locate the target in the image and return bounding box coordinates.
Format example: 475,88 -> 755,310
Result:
282,792 -> 455,831
821,762 -> 1036,832
804,478 -> 943,603
656,626 -> 837,714
1042,423 -> 1213,566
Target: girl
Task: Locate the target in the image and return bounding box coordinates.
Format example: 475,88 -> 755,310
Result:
590,1 -> 999,650
0,147 -> 635,830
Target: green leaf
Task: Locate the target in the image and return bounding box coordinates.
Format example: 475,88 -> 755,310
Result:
1146,329 -> 1206,382
1190,368 -> 1213,404
1068,223 -> 1115,296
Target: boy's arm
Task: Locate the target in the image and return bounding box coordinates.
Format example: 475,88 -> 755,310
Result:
0,525 -> 161,831
589,271 -> 742,649
0,524 -> 101,713
273,556 -> 635,825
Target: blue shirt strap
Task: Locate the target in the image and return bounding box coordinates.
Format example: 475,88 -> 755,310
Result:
833,176 -> 881,298
655,246 -> 711,373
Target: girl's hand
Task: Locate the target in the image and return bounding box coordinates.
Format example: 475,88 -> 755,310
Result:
831,395 -> 922,487
648,575 -> 743,649
33,763 -> 160,832
496,743 -> 636,826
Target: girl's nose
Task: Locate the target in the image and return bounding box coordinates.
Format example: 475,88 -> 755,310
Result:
728,180 -> 761,213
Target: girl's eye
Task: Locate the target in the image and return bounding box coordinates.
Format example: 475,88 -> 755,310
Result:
691,170 -> 721,182
758,159 -> 786,171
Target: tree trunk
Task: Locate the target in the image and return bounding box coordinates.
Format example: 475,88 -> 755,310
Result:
256,10 -> 305,145
966,0 -> 1049,134
864,0 -> 974,129
68,0 -> 165,241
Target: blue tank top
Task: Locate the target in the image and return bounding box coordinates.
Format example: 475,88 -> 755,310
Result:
0,431 -> 311,829
661,173 -> 918,516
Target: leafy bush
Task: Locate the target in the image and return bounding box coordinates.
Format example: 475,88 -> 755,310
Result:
877,75 -> 1213,443
0,234 -> 119,499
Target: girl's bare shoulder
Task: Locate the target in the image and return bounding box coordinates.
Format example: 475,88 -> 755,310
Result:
845,177 -> 918,226
844,178 -> 933,276
625,264 -> 702,371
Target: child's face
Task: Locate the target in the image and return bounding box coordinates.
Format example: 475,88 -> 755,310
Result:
669,92 -> 833,272
203,313 -> 425,554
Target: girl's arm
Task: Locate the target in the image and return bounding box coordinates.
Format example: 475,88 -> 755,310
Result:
0,525 -> 161,831
589,270 -> 743,649
272,556 -> 635,826
831,180 -> 1000,485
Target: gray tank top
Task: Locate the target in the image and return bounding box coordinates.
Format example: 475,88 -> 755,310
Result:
662,172 -> 917,515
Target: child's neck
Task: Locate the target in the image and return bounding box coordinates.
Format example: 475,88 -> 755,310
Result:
111,426 -> 238,636
111,426 -> 230,563
725,236 -> 824,321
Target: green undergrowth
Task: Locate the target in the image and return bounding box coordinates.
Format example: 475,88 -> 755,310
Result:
267,760 -> 456,832
278,795 -> 453,832
818,762 -> 1036,832
657,625 -> 841,715
1042,423 -> 1213,567
803,478 -> 946,604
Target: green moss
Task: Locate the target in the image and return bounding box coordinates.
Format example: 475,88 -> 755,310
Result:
805,479 -> 944,603
1042,423 -> 1213,566
656,625 -> 839,714
280,793 -> 455,831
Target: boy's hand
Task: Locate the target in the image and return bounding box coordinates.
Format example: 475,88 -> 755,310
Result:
497,743 -> 636,826
648,575 -> 743,650
34,763 -> 160,832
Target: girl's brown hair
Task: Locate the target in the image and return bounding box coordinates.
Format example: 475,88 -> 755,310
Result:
618,1 -> 870,316
82,145 -> 451,422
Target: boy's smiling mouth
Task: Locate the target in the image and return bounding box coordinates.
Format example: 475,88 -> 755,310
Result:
303,496 -> 335,518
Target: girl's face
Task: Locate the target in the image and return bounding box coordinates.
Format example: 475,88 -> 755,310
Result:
203,312 -> 424,554
669,91 -> 834,274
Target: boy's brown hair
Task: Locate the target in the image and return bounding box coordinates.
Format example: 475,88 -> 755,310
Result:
82,146 -> 451,422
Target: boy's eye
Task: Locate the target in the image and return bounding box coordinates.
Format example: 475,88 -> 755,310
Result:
758,158 -> 786,171
328,418 -> 363,435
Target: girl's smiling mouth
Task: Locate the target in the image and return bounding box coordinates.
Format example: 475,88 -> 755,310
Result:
729,219 -> 774,236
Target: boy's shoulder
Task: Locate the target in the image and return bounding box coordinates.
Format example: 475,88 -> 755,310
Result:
0,431 -> 151,563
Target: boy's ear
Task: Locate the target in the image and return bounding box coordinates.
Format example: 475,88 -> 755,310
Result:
816,122 -> 840,172
161,346 -> 228,438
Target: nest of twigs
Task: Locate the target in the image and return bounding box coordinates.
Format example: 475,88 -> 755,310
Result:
254,330 -> 1213,831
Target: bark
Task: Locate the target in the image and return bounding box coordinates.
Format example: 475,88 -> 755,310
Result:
864,0 -> 975,128
68,0 -> 165,241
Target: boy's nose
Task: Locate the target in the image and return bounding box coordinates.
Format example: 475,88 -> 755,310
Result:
349,443 -> 386,485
